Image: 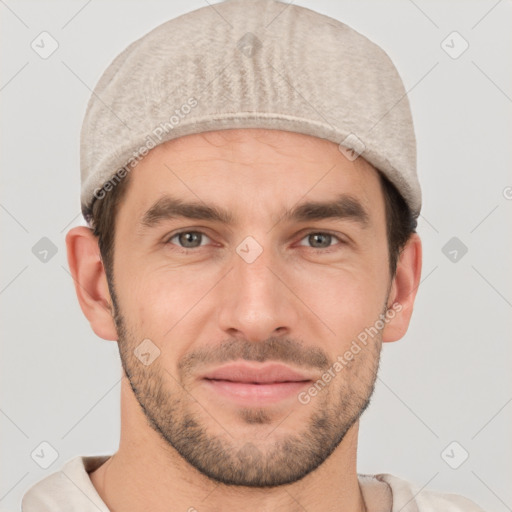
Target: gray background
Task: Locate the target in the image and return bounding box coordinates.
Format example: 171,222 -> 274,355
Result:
1,0 -> 511,510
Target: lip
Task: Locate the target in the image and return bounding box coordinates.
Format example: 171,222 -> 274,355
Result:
201,362 -> 314,384
200,362 -> 314,405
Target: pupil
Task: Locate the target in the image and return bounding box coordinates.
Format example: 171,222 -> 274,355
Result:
311,233 -> 330,248
180,232 -> 200,247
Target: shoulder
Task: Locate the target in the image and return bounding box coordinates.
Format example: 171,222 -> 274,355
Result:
375,473 -> 486,512
21,455 -> 111,512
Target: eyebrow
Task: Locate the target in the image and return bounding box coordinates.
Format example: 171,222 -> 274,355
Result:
141,196 -> 234,228
140,193 -> 370,229
281,194 -> 369,227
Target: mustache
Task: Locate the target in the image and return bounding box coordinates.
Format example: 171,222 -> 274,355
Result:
177,337 -> 330,375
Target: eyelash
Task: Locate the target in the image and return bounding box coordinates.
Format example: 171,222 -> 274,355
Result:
165,230 -> 345,253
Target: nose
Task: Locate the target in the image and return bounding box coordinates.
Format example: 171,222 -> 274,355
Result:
217,243 -> 299,343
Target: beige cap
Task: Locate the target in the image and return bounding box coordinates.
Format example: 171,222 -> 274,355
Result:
80,0 -> 420,217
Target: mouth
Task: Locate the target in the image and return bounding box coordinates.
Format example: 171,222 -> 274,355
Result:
200,362 -> 314,405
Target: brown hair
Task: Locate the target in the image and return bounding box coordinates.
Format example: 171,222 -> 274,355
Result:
379,172 -> 418,275
83,168 -> 417,282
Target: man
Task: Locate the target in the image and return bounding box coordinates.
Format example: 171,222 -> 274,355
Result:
21,0 -> 485,510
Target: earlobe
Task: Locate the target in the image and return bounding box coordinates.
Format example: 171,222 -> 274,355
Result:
65,226 -> 118,341
382,233 -> 422,343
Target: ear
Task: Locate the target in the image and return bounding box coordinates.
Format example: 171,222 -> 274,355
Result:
382,233 -> 422,343
65,226 -> 118,341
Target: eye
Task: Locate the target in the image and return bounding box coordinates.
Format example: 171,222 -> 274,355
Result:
297,232 -> 343,249
165,230 -> 344,252
166,231 -> 212,249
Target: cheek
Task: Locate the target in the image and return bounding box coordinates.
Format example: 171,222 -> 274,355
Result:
290,256 -> 389,342
118,262 -> 218,337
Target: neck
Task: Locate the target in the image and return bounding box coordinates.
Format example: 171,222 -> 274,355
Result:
90,378 -> 366,512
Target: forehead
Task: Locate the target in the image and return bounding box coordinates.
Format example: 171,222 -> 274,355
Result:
119,129 -> 385,225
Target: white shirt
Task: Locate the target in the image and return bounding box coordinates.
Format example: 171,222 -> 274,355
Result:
21,455 -> 485,511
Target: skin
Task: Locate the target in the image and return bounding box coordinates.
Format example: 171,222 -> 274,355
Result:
66,128 -> 422,512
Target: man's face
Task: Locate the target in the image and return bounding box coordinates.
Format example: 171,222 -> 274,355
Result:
110,128 -> 392,487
